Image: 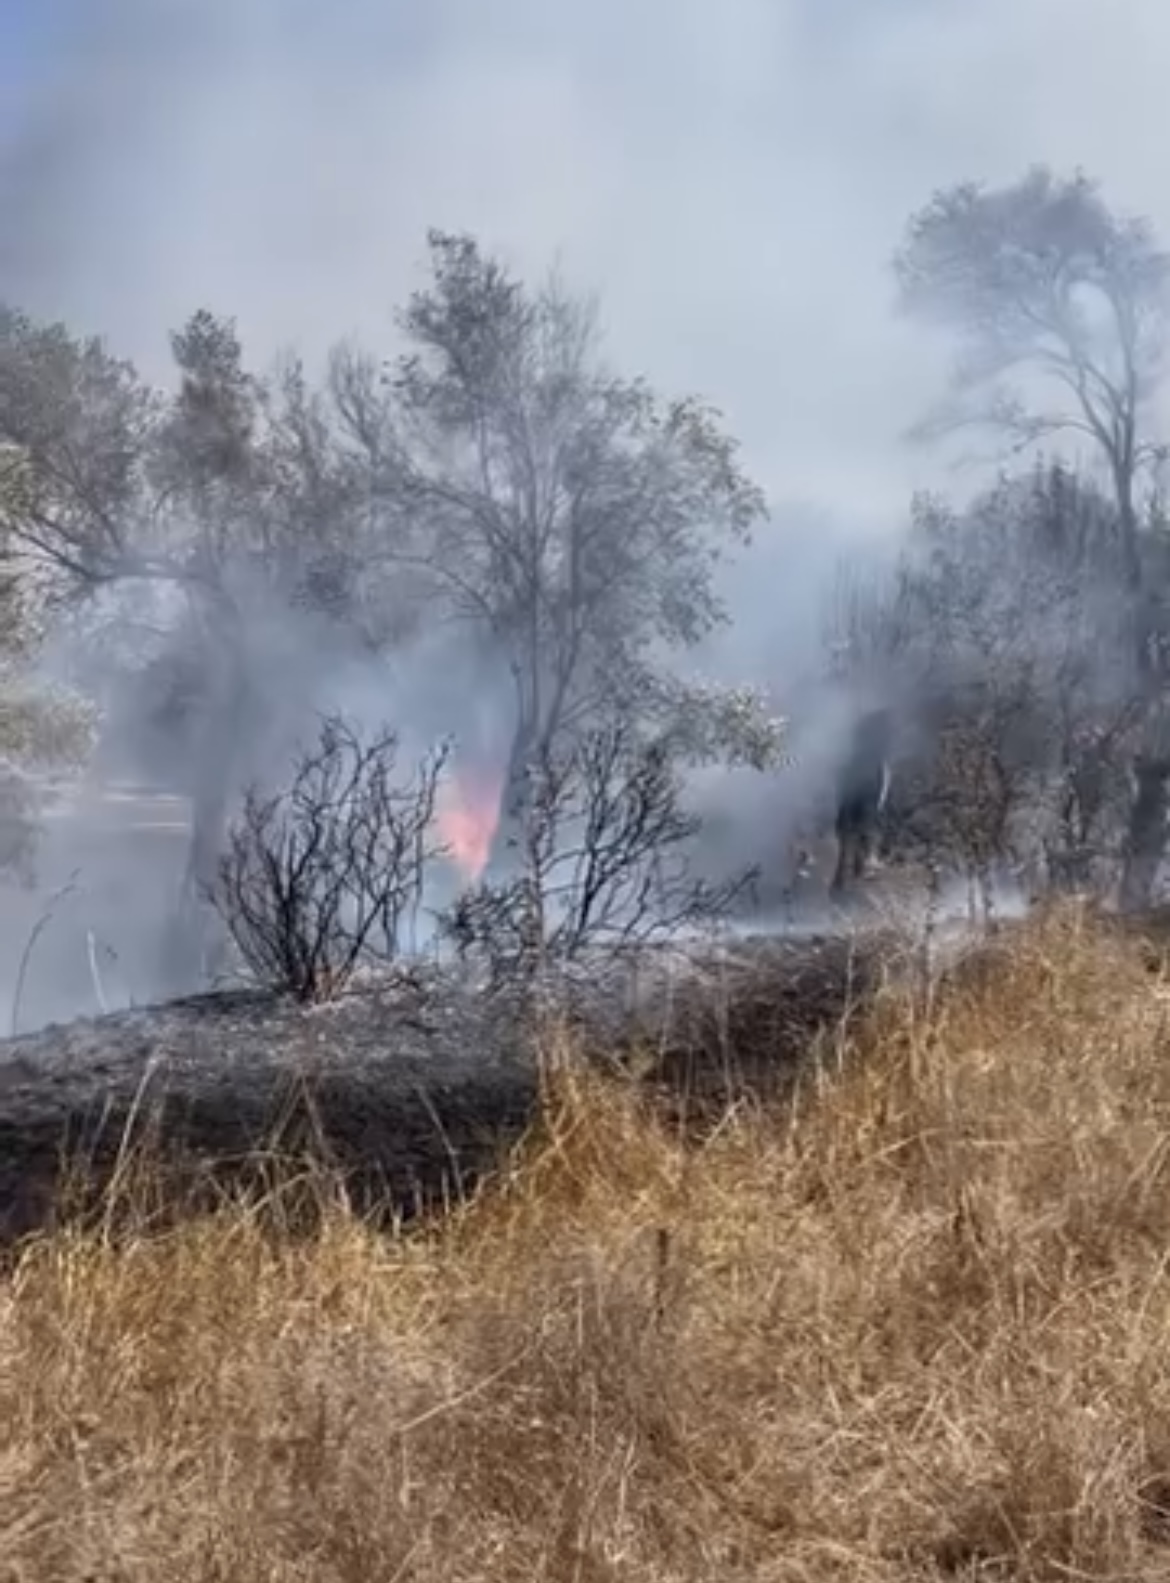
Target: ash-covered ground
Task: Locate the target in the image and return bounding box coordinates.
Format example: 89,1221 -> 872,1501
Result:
0,768 -> 1029,1248
0,925 -> 914,1248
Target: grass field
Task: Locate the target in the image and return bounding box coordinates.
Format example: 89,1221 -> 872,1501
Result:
5,905 -> 1170,1580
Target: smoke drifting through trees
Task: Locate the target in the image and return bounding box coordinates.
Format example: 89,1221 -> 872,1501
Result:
439,714 -> 759,989
333,230 -> 772,863
0,232 -> 784,1012
4,163 -> 1170,1022
894,168 -> 1170,909
831,459 -> 1170,916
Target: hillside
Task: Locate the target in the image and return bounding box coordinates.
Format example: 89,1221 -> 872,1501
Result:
7,909 -> 1170,1578
0,929 -> 888,1245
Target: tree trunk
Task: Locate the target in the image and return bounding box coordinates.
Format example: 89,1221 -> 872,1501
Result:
156,762 -> 234,996
156,599 -> 252,992
1119,755 -> 1170,912
828,711 -> 893,903
487,684 -> 562,882
485,713 -> 531,877
1113,476 -> 1170,913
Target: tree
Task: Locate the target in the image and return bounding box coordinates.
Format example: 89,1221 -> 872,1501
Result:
896,167 -> 1170,906
150,315 -> 398,927
333,232 -> 775,860
0,555 -> 95,882
439,711 -> 754,988
0,306 -> 389,984
828,506 -> 1040,917
829,464 -> 1144,908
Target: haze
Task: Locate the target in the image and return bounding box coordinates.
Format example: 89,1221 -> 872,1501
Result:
0,0 -> 1166,1026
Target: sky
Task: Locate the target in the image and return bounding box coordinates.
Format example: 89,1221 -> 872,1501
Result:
2,0 -> 1170,590
4,0 -> 1170,1019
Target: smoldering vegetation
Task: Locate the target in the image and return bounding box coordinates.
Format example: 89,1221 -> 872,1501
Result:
12,909 -> 1170,1581
0,164 -> 1167,1256
0,926 -> 896,1247
4,170 -> 1170,1036
5,19 -> 1170,1571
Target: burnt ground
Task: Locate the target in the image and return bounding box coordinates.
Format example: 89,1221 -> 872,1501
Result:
0,931 -> 908,1248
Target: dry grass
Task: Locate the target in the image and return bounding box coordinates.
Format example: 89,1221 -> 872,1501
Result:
6,906 -> 1170,1580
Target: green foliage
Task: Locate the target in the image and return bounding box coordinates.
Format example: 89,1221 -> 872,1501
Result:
0,559 -> 96,882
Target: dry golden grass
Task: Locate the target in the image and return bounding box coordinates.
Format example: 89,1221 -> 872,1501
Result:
7,906 -> 1170,1580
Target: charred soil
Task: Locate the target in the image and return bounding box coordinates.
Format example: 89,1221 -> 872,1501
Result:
0,930 -> 899,1245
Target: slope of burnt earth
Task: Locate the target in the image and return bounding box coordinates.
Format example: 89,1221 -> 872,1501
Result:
555,930 -> 898,1119
0,932 -> 905,1246
0,971 -> 541,1245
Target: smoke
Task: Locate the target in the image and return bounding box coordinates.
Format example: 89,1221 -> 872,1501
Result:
3,0 -> 1170,1027
15,0 -> 1170,507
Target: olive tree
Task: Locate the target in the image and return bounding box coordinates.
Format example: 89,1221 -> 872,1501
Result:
0,306 -> 384,981
896,167 -> 1170,906
0,556 -> 95,883
830,464 -> 1145,905
333,232 -> 779,866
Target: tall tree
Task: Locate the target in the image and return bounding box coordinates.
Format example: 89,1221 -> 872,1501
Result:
896,167 -> 1170,907
332,232 -> 775,860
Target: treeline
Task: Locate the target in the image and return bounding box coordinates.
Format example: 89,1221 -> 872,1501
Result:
1,168 -> 1169,1003
833,461 -> 1170,915
834,167 -> 1170,915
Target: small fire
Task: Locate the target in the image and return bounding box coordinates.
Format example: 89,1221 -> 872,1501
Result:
437,766 -> 503,883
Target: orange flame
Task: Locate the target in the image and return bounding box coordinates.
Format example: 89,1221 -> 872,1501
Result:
437,767 -> 503,883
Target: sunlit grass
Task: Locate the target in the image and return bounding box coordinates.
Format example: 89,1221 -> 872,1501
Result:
6,905 -> 1170,1579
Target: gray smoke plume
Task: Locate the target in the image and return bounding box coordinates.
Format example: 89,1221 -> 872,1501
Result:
2,0 -> 1168,1027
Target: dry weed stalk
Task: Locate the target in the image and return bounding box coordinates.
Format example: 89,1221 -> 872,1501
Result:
6,908 -> 1170,1579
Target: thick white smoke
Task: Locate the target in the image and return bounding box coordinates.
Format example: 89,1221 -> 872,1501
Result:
2,0 -> 1169,1026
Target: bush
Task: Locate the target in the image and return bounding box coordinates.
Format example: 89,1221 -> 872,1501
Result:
211,713 -> 447,1001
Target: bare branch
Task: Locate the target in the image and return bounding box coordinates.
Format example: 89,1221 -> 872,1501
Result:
210,716 -> 449,1002
439,715 -> 753,987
